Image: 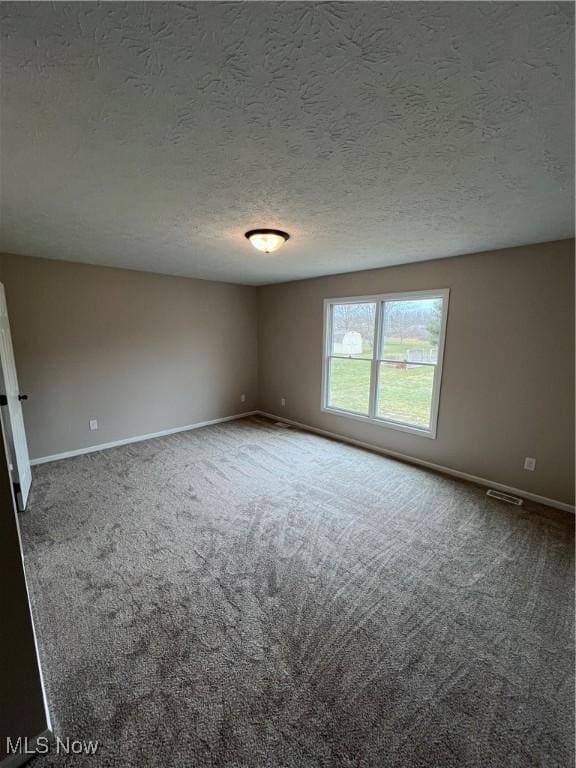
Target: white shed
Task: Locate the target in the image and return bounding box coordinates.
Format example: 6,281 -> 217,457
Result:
334,331 -> 363,355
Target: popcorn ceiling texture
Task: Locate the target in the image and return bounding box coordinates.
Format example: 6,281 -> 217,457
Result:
0,2 -> 574,285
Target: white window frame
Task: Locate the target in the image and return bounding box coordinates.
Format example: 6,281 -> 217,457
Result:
321,289 -> 450,439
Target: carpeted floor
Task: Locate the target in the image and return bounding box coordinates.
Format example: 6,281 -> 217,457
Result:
21,416 -> 574,767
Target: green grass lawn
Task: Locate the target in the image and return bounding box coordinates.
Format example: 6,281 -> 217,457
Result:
328,357 -> 434,428
381,337 -> 434,358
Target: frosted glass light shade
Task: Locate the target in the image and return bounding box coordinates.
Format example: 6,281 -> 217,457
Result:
245,229 -> 289,253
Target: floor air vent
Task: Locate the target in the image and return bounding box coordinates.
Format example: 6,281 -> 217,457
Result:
486,489 -> 524,506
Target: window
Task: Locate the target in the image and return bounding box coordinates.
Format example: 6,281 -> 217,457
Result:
322,290 -> 449,438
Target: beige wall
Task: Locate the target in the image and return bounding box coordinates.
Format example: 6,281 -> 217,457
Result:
258,240 -> 575,506
1,241 -> 574,506
0,254 -> 258,459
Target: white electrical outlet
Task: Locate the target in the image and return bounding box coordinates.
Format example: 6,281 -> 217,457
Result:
281,397 -> 286,407
89,419 -> 98,431
240,393 -> 246,403
524,457 -> 536,471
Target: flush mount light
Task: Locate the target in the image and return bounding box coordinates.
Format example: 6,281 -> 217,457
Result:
245,229 -> 290,253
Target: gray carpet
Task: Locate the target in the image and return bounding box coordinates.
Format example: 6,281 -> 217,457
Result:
21,417 -> 574,767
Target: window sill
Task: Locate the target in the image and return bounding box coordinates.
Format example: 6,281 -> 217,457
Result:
321,406 -> 437,439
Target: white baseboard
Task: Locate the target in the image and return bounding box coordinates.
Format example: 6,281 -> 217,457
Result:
29,408 -> 574,514
29,412 -> 258,466
1,730 -> 53,768
255,411 -> 575,514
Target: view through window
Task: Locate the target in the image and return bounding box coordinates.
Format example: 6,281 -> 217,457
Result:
323,290 -> 449,437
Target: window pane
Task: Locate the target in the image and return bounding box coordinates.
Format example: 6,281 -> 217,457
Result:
331,302 -> 376,358
377,362 -> 435,428
328,358 -> 371,415
380,298 -> 443,363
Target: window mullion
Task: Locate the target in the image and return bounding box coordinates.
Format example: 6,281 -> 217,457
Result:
323,303 -> 333,409
368,301 -> 382,419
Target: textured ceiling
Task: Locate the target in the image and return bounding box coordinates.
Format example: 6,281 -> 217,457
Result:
0,2 -> 574,285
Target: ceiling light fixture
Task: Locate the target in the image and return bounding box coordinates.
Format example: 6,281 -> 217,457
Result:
245,229 -> 289,253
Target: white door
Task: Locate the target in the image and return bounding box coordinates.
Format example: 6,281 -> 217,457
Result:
0,283 -> 32,510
